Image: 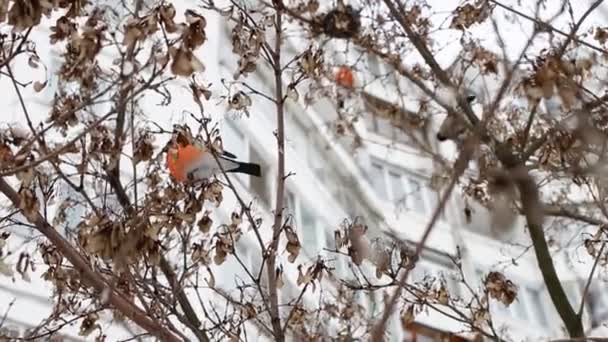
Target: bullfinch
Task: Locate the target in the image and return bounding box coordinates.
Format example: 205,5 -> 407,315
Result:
336,66 -> 355,88
166,143 -> 262,182
436,94 -> 477,142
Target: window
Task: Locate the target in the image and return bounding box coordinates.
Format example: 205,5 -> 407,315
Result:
235,0 -> 260,10
563,281 -> 581,309
369,163 -> 388,199
300,205 -> 315,228
286,191 -> 296,215
389,171 -> 406,207
236,241 -> 253,273
354,291 -> 376,318
286,119 -> 308,159
527,288 -> 548,326
365,115 -> 410,144
341,192 -> 364,219
449,188 -> 470,225
587,281 -> 608,327
300,205 -> 318,249
490,300 -> 511,318
444,272 -> 461,298
362,93 -> 412,143
286,190 -> 321,253
415,335 -> 435,342
425,187 -> 449,219
402,325 -> 439,342
249,146 -> 272,205
409,262 -> 429,282
509,295 -> 529,321
329,252 -> 341,273
0,326 -> 18,338
306,141 -> 328,184
220,121 -> 270,197
406,178 -> 426,213
281,282 -> 296,306
368,54 -> 383,76
222,120 -> 247,161
325,227 -> 336,252
368,161 -> 445,219
368,291 -> 379,317
332,255 -> 348,279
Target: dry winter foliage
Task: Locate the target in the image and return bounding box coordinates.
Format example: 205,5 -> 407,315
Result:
1,0 -> 608,341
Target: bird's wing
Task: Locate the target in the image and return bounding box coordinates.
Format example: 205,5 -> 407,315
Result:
185,152 -> 240,181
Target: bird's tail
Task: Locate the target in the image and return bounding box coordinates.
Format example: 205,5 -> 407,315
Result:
227,161 -> 262,177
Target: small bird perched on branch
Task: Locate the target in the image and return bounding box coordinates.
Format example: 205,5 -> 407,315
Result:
436,94 -> 478,142
335,66 -> 355,88
166,143 -> 262,182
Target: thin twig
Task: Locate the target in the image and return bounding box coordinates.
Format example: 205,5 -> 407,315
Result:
0,299 -> 15,328
0,27 -> 33,70
577,241 -> 606,317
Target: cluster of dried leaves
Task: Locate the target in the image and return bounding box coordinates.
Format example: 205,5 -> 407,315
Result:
484,271 -> 518,306
449,1 -> 494,31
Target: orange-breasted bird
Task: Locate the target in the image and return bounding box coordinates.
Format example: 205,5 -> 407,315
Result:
335,66 -> 355,88
166,143 -> 262,182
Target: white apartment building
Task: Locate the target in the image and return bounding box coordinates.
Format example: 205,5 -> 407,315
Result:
1,0 -> 608,341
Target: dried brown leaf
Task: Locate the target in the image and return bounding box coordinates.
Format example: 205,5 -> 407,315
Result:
79,313 -> 99,337
33,80 -> 46,92
198,212 -> 213,233
243,302 -> 256,319
0,258 -> 13,277
400,305 -> 415,329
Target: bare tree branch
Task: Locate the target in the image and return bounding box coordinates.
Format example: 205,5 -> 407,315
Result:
0,178 -> 181,341
510,165 -> 584,337
265,4 -> 286,341
577,241 -> 606,317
